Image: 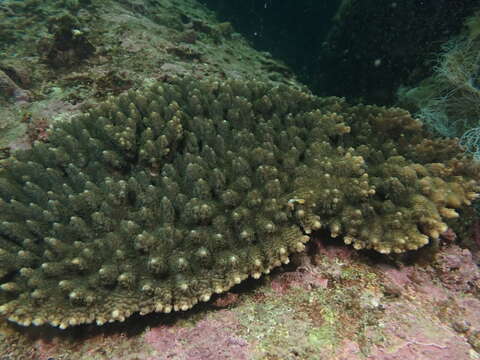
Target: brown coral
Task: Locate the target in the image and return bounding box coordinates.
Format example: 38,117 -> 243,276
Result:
0,79 -> 478,328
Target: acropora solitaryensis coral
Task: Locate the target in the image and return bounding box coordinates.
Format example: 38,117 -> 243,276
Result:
0,78 -> 478,328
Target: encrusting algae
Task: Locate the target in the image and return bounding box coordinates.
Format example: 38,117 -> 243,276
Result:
0,78 -> 478,329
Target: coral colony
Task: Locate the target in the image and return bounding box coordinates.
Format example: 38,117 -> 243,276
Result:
0,79 -> 478,329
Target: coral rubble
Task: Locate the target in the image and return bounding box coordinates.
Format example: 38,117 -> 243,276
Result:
0,78 -> 478,328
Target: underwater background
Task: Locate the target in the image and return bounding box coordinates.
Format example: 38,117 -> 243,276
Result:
1,1 -> 480,359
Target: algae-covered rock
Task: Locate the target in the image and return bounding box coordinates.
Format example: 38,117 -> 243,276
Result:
0,78 -> 478,328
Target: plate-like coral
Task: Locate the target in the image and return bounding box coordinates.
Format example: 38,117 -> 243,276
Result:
0,79 -> 478,328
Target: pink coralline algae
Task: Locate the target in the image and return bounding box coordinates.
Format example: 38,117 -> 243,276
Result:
270,266 -> 329,295
435,245 -> 480,292
144,310 -> 250,360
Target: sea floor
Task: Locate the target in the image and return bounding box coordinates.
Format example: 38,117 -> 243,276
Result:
1,234 -> 480,360
1,1 -> 480,359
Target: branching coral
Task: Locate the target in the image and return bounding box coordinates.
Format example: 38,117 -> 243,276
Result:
0,79 -> 478,328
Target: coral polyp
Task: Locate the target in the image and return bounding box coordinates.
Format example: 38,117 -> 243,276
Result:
0,79 -> 478,328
